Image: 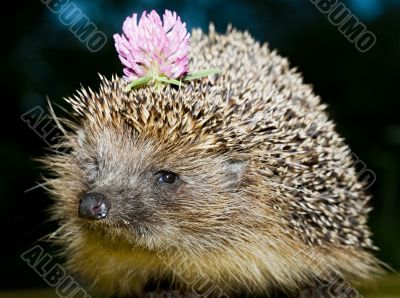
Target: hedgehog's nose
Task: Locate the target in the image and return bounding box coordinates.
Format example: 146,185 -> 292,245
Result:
78,192 -> 111,220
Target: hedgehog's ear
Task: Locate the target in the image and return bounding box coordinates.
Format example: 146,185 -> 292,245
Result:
225,159 -> 247,185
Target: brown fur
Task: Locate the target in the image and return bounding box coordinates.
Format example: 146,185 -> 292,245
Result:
43,25 -> 382,297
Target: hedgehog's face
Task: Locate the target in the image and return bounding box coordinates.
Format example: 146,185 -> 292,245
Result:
70,125 -> 248,250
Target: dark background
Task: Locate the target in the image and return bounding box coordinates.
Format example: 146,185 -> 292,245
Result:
1,0 -> 399,291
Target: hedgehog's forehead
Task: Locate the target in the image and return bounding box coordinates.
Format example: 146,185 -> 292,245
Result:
70,76 -> 260,152
73,80 -> 227,147
122,88 -> 219,129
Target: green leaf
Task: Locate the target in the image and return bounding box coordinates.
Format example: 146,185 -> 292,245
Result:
155,76 -> 184,87
124,76 -> 152,91
183,68 -> 220,81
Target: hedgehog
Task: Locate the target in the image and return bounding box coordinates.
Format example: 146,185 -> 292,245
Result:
43,25 -> 382,298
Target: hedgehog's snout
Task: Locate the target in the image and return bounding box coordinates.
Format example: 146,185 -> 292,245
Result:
78,192 -> 111,220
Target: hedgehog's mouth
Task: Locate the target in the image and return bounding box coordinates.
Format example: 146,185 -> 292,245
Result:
79,217 -> 159,248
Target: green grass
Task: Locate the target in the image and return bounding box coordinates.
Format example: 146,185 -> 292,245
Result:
1,275 -> 399,298
0,289 -> 58,298
358,274 -> 400,298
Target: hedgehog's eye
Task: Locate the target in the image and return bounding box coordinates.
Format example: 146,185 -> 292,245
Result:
155,170 -> 178,184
